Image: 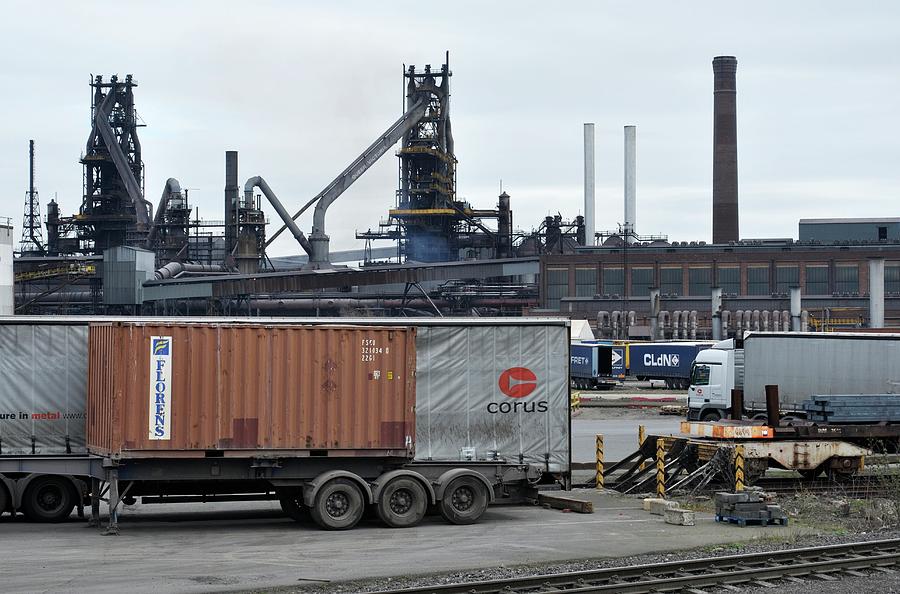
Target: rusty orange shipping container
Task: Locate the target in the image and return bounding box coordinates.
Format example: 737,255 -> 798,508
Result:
86,322 -> 416,458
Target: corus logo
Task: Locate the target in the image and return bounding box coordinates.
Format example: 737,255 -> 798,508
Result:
498,367 -> 537,398
489,367 -> 549,414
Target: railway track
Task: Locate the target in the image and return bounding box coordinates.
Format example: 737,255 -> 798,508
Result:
369,538 -> 900,594
756,475 -> 897,498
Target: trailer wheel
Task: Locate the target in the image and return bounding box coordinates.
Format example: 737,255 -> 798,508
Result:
376,476 -> 427,528
277,489 -> 310,523
22,476 -> 75,522
439,476 -> 489,525
0,483 -> 8,516
310,478 -> 365,530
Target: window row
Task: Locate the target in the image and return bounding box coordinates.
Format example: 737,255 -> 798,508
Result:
546,263 -> 900,308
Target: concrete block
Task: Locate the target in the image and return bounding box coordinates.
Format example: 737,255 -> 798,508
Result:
715,492 -> 749,504
665,508 -> 696,526
649,499 -> 679,516
643,497 -> 665,511
766,505 -> 787,519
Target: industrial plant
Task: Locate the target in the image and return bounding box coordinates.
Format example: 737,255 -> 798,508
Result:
6,55 -> 897,335
4,22 -> 900,592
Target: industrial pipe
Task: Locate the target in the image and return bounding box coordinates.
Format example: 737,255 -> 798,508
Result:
870,258 -> 886,328
597,311 -> 610,338
721,310 -> 730,335
689,310 -> 698,340
154,261 -> 227,280
761,310 -> 770,331
649,288 -> 661,339
658,310 -> 670,338
801,310 -> 809,332
790,287 -> 802,331
711,287 -> 723,340
145,178 -> 183,248
244,176 -> 313,257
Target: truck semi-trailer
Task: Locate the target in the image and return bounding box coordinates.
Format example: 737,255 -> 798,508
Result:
0,316 -> 570,529
628,342 -> 712,390
688,332 -> 900,421
570,342 -> 617,390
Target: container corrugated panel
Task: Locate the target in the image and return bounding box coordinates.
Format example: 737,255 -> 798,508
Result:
86,323 -> 416,458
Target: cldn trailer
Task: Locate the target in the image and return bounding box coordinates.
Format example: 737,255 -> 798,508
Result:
0,317 -> 570,531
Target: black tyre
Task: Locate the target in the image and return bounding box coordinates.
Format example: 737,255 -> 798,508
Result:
376,476 -> 428,528
310,478 -> 365,530
700,409 -> 722,422
0,484 -> 8,516
22,476 -> 75,522
439,476 -> 489,525
277,488 -> 310,523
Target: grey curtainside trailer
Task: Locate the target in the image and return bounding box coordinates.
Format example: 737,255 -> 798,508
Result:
742,332 -> 900,413
0,316 -> 570,530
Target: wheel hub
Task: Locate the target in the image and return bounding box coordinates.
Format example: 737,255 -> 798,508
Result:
389,488 -> 413,515
451,486 -> 474,512
37,487 -> 62,511
325,492 -> 349,518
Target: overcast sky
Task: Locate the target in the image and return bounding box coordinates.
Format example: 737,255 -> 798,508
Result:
1,1 -> 898,256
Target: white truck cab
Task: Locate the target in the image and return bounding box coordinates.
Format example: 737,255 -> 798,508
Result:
687,338 -> 744,421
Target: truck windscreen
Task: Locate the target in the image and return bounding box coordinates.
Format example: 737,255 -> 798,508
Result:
690,364 -> 711,386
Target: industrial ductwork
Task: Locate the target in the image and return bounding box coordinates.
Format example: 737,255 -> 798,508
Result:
145,178 -> 183,248
154,261 -> 227,280
244,176 -> 313,257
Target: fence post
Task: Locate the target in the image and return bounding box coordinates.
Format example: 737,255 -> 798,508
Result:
595,434 -> 604,489
656,439 -> 666,498
733,444 -> 745,492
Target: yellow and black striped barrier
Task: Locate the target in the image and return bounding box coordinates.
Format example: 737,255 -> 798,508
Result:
656,440 -> 666,498
571,391 -> 582,411
733,444 -> 745,492
638,425 -> 647,472
595,434 -> 604,489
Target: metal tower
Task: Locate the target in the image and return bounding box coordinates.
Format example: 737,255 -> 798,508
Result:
75,74 -> 150,254
19,139 -> 45,255
358,55 -> 508,263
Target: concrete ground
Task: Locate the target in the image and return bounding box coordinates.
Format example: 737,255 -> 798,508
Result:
572,407 -> 682,463
0,491 -> 807,594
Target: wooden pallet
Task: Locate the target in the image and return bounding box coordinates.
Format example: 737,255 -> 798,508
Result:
715,514 -> 788,527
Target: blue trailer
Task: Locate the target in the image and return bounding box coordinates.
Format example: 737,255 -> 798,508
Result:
629,342 -> 712,389
570,342 -> 617,390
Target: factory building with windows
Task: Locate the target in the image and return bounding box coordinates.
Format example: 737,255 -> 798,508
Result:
539,237 -> 900,337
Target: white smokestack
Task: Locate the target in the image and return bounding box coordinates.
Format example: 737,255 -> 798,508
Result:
583,123 -> 595,246
0,222 -> 13,315
624,125 -> 636,242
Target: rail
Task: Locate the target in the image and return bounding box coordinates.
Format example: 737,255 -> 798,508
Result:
370,538 -> 900,594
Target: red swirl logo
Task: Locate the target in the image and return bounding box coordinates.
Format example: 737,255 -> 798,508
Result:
498,367 -> 537,398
